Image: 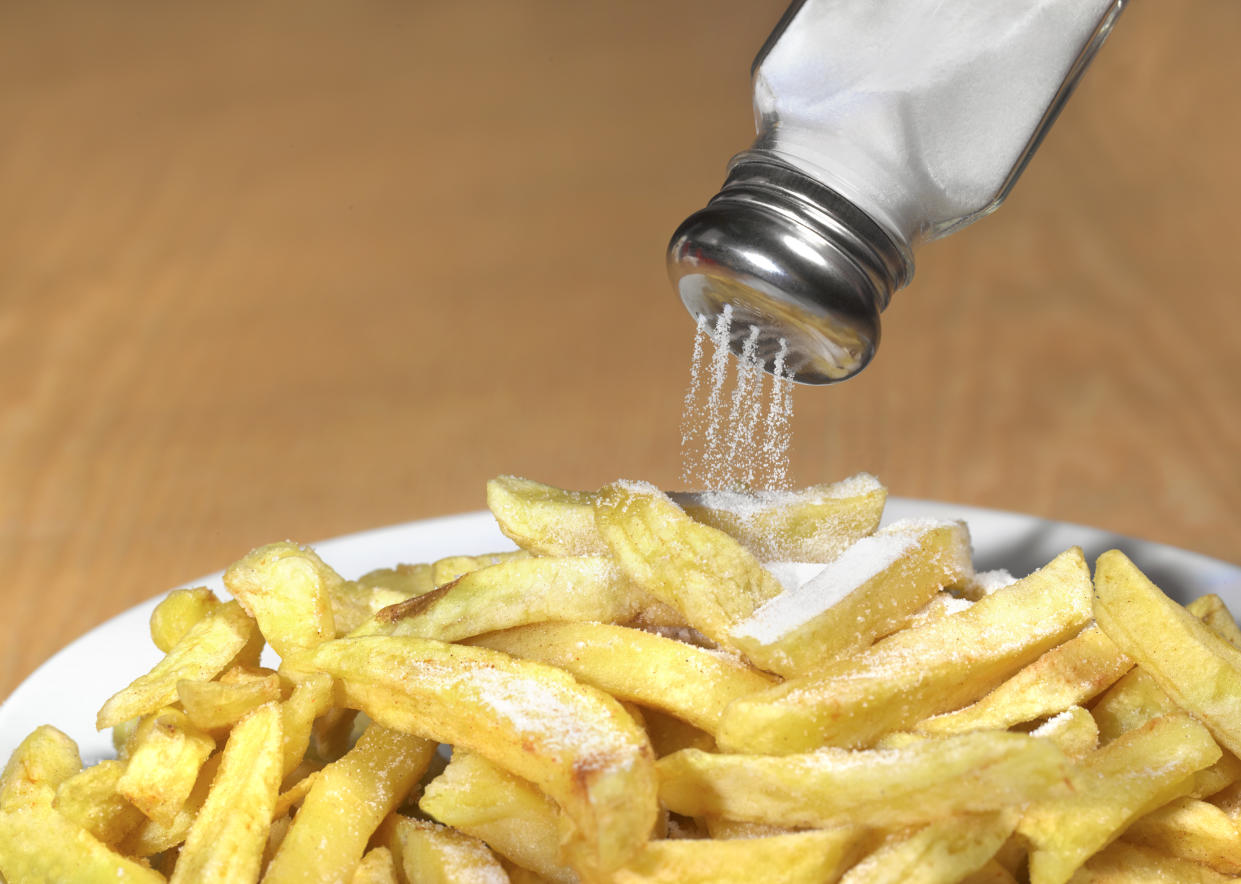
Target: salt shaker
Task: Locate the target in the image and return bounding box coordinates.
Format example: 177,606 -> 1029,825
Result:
668,0 -> 1127,384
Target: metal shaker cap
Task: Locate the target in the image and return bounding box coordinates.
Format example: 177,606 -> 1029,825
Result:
667,154 -> 910,385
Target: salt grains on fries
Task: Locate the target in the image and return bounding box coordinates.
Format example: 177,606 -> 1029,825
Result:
2,473 -> 1241,883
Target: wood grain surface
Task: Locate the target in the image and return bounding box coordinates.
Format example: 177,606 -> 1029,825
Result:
2,0 -> 1239,701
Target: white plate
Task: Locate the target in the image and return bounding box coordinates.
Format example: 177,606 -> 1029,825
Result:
3,500 -> 1239,764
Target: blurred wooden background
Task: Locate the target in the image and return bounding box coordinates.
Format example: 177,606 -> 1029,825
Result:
2,0 -> 1239,700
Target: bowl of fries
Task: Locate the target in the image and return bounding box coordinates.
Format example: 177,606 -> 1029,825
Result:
2,474 -> 1241,883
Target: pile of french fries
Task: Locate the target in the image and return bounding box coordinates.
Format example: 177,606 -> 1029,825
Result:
3,473 -> 1241,883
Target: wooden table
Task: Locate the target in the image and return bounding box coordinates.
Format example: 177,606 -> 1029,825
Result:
3,0 -> 1239,701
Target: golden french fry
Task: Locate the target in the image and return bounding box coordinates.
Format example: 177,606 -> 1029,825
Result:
0,801 -> 166,884
962,860 -> 1021,884
331,563 -> 438,635
150,587 -> 220,652
641,707 -> 715,758
658,731 -> 1069,830
595,480 -> 784,655
1067,840 -> 1239,883
224,541 -> 340,660
419,749 -> 574,884
487,475 -> 611,556
730,518 -> 973,675
117,752 -> 220,858
1188,594 -> 1241,650
97,599 -> 258,730
1093,550 -> 1241,757
177,668 -> 283,731
0,725 -> 82,812
430,550 -> 528,586
917,624 -> 1132,735
351,846 -> 400,884
370,556 -> 653,642
1030,706 -> 1100,760
615,828 -> 865,884
272,767 -> 320,819
839,811 -> 1017,884
378,814 -> 508,884
312,634 -> 658,875
116,707 -> 215,826
671,472 -> 887,563
264,723 -> 435,883
1123,796 -> 1241,874
473,621 -> 774,736
718,547 -> 1093,752
276,668 -> 335,776
1020,713 -> 1222,884
53,759 -> 145,845
169,702 -> 283,884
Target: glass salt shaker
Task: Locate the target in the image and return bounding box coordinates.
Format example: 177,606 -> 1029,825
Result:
667,0 -> 1128,384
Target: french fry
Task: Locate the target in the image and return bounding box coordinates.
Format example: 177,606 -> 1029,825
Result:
670,472 -> 887,563
1123,795 -> 1241,874
97,600 -> 258,729
1187,593 -> 1241,650
276,668 -> 335,776
962,860 -> 1021,884
331,564 -> 438,635
614,828 -> 866,884
150,587 -> 219,652
419,749 -> 574,884
658,731 -> 1070,830
1067,840 -> 1239,883
1030,706 -> 1099,761
117,752 -> 220,858
116,706 -> 215,826
378,814 -> 508,884
839,811 -> 1017,884
352,846 -> 400,884
487,475 -> 610,556
169,702 -> 283,884
176,667 -> 283,731
595,480 -> 784,657
917,624 -> 1132,735
0,724 -> 82,812
730,518 -> 973,675
430,550 -> 528,586
472,621 -> 774,736
264,723 -> 436,883
311,634 -> 658,875
718,547 -> 1093,752
0,801 -> 165,883
224,541 -> 339,660
1019,713 -> 1222,884
54,759 -> 146,845
1093,550 -> 1241,757
369,556 -> 657,642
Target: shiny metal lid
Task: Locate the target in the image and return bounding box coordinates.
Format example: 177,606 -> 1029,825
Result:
667,154 -> 911,384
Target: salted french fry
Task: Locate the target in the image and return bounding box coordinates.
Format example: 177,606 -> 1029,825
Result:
595,481 -> 784,656
917,624 -> 1132,735
1093,550 -> 1241,757
1188,594 -> 1241,650
53,759 -> 145,845
224,541 -> 340,661
641,707 -> 715,758
264,723 -> 435,883
116,707 -> 215,826
177,668 -> 283,731
97,600 -> 258,729
1090,668 -> 1174,743
331,564 -> 438,635
839,811 -> 1017,884
352,846 -> 400,884
730,518 -> 973,675
0,801 -> 166,883
1123,796 -> 1241,874
0,725 -> 82,812
369,556 -> 656,642
1030,706 -> 1099,761
150,587 -> 220,652
658,731 -> 1069,830
117,752 -> 220,858
276,669 -> 334,776
1067,840 -> 1239,883
378,814 -> 508,884
615,828 -> 865,884
473,621 -> 774,736
312,634 -> 658,876
718,548 -> 1093,752
273,767 -> 320,819
671,472 -> 887,563
420,749 -> 574,884
430,550 -> 528,586
1019,713 -> 1222,884
169,702 -> 283,884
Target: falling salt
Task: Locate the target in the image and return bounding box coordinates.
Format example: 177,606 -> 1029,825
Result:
680,308 -> 796,491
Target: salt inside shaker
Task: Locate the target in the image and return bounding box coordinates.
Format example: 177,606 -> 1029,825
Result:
668,0 -> 1127,384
